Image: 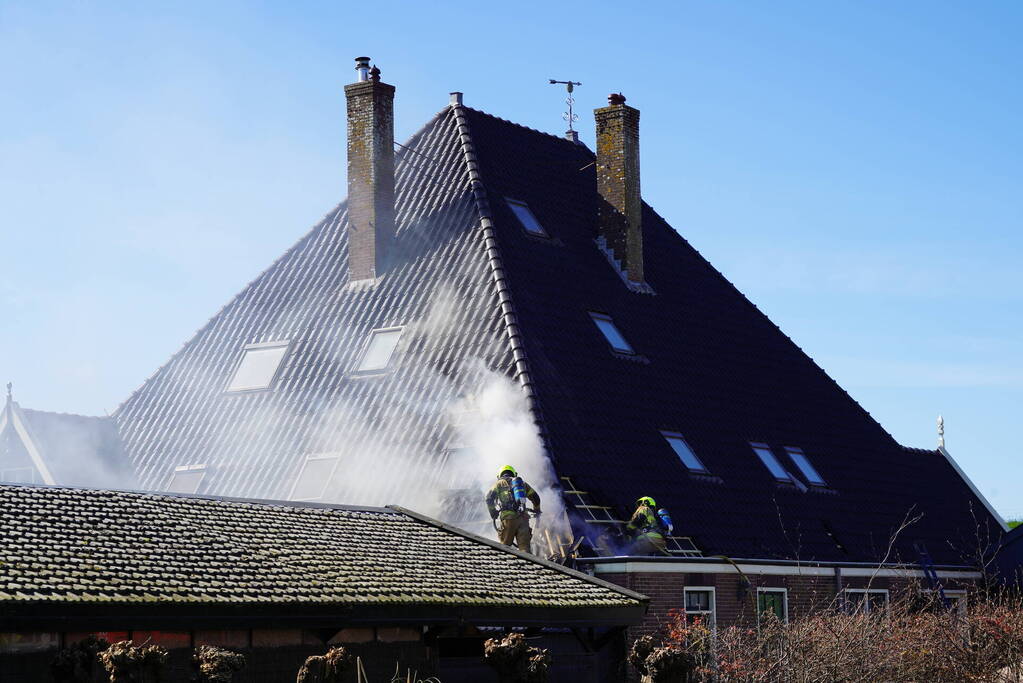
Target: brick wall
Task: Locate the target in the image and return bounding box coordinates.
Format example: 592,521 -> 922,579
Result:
344,76 -> 395,282
594,99 -> 643,283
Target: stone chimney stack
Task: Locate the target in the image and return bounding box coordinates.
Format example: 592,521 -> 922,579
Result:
345,57 -> 395,282
594,93 -> 643,283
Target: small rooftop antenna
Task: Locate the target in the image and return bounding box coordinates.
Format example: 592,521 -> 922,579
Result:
937,414 -> 945,449
549,79 -> 583,142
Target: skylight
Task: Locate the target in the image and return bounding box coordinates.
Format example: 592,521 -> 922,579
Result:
357,327 -> 403,372
750,443 -> 791,482
505,198 -> 548,236
785,446 -> 826,486
226,341 -> 289,392
291,455 -> 338,501
589,312 -> 634,354
662,432 -> 708,473
167,464 -> 206,494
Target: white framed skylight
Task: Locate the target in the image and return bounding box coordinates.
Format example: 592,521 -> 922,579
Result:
225,341 -> 290,392
784,446 -> 826,486
290,455 -> 339,501
750,442 -> 791,482
661,431 -> 708,473
166,464 -> 206,494
505,198 -> 548,236
356,327 -> 404,372
589,312 -> 635,354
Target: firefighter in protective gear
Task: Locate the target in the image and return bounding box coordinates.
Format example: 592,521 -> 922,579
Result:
485,465 -> 541,553
626,496 -> 669,556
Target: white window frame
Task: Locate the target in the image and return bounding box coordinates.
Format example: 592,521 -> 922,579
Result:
683,586 -> 717,631
750,442 -> 792,482
289,454 -> 340,501
355,326 -> 404,373
225,340 -> 291,393
843,588 -> 890,614
589,312 -> 635,355
0,466 -> 40,484
661,431 -> 709,473
784,446 -> 826,486
504,197 -> 548,237
925,588 -> 968,616
166,464 -> 207,494
756,587 -> 789,624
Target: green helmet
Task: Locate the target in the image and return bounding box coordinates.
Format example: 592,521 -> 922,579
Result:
498,464 -> 517,477
637,496 -> 656,508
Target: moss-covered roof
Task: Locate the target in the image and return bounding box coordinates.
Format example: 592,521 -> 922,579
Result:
0,484 -> 644,615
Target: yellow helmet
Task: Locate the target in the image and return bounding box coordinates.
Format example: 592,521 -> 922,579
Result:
637,496 -> 656,508
498,464 -> 517,477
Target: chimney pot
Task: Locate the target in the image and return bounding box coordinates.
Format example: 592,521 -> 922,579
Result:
449,92 -> 463,106
608,92 -> 627,106
355,56 -> 371,82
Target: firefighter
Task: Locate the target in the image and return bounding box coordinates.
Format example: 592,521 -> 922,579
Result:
626,496 -> 670,556
485,465 -> 541,553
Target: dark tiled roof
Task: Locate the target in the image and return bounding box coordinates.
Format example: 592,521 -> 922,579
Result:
0,484 -> 644,616
458,106 -> 1004,565
105,99 -> 1002,567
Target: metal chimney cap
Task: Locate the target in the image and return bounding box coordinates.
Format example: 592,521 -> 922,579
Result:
608,92 -> 627,106
449,92 -> 463,106
354,57 -> 371,82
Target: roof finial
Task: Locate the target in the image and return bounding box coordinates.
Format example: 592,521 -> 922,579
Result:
937,414 -> 945,449
549,79 -> 582,136
5,382 -> 11,399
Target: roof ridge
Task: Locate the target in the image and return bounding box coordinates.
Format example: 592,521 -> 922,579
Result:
20,407 -> 111,421
461,105 -> 587,148
389,505 -> 648,603
448,103 -> 544,421
0,481 -> 402,515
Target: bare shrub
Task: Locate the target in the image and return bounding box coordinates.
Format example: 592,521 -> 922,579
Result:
295,646 -> 353,683
98,640 -> 168,683
51,634 -> 110,682
630,593 -> 1023,682
192,645 -> 245,683
483,632 -> 551,683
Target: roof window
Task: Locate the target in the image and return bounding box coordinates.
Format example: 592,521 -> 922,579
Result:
662,432 -> 708,473
166,464 -> 206,494
505,198 -> 548,236
750,442 -> 791,482
291,455 -> 339,501
226,341 -> 289,392
589,312 -> 634,354
785,446 -> 826,486
357,327 -> 403,372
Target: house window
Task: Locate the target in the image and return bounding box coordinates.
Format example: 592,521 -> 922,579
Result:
662,432 -> 708,473
757,588 -> 788,624
291,455 -> 339,501
356,327 -> 403,372
589,312 -> 634,354
505,198 -> 548,236
166,464 -> 206,494
226,341 -> 290,392
785,447 -> 826,486
750,443 -> 791,482
0,467 -> 39,484
844,589 -> 889,614
683,587 -> 716,629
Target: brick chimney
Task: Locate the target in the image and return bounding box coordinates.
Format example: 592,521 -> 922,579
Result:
344,57 -> 395,282
595,92 -> 643,283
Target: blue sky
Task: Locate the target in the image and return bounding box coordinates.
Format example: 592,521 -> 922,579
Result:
1,1 -> 1020,519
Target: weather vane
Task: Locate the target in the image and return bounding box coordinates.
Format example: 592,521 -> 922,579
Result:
549,79 -> 582,133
